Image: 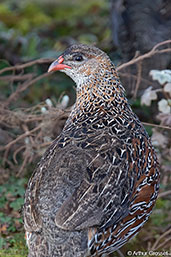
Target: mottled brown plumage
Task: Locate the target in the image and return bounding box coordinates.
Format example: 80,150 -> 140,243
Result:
23,44 -> 160,257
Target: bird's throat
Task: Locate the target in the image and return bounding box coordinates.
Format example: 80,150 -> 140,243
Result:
75,76 -> 127,114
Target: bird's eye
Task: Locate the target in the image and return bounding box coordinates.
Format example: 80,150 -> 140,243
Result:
73,55 -> 83,62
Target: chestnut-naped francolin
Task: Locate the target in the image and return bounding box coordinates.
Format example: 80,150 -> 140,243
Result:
23,44 -> 160,257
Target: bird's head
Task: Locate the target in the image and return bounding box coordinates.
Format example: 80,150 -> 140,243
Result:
48,44 -> 113,88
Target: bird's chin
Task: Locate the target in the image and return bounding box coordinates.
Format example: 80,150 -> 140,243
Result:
59,67 -> 71,73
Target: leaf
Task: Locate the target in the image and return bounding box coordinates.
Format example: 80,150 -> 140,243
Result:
164,83 -> 171,96
9,198 -> 24,211
141,86 -> 157,106
0,224 -> 7,233
60,95 -> 69,108
151,128 -> 168,148
0,237 -> 6,249
0,213 -> 12,224
158,99 -> 171,114
156,113 -> 171,127
150,69 -> 171,85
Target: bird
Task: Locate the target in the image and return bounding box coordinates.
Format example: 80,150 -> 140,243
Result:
23,44 -> 160,257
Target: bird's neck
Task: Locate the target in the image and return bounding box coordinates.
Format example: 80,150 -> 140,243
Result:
63,64 -> 132,132
75,66 -> 128,114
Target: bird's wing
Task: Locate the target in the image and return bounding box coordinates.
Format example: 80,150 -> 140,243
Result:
55,133 -> 137,231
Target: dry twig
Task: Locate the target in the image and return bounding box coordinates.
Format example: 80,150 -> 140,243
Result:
117,39 -> 171,71
142,122 -> 171,130
151,228 -> 171,250
0,73 -> 34,81
158,190 -> 171,198
0,58 -> 54,75
133,61 -> 142,99
4,73 -> 50,107
0,124 -> 42,151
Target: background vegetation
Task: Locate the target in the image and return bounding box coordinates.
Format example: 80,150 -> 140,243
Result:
0,0 -> 170,256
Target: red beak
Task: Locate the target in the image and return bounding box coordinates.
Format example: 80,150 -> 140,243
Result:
48,56 -> 71,72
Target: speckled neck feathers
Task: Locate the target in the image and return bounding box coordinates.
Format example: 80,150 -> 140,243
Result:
76,61 -> 126,107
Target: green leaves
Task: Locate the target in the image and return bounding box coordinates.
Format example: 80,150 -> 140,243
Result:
0,176 -> 27,252
9,198 -> 24,211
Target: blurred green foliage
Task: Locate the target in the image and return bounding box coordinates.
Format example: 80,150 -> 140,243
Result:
0,177 -> 28,255
0,0 -> 110,61
0,0 -> 112,107
0,232 -> 27,257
